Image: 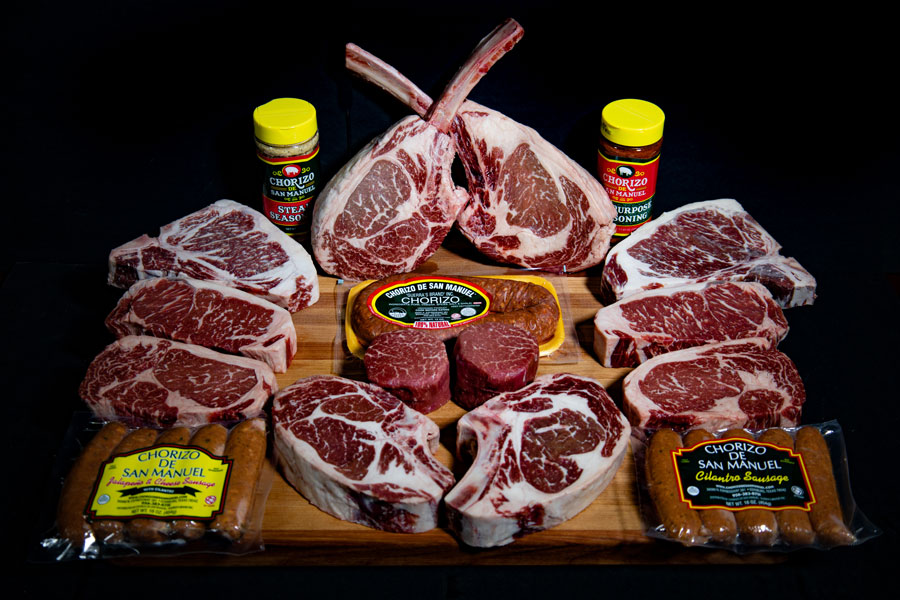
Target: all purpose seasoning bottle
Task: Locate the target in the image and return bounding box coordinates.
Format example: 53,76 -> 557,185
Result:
253,98 -> 321,240
597,99 -> 665,242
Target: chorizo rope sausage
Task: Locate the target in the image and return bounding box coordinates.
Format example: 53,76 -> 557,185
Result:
757,428 -> 816,546
90,427 -> 160,544
646,429 -> 706,544
682,429 -> 737,544
350,274 -> 560,346
209,418 -> 267,541
722,428 -> 779,546
57,421 -> 129,550
170,423 -> 229,541
795,426 -> 855,546
124,427 -> 192,543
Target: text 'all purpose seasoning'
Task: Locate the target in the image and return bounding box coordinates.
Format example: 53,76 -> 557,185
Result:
597,99 -> 665,241
253,98 -> 321,240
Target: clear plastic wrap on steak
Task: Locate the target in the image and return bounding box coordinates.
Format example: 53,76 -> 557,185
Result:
364,329 -> 451,414
452,322 -> 539,409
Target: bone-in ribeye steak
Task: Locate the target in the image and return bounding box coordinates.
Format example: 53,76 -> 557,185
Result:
80,335 -> 277,427
272,375 -> 455,533
345,42 -> 617,273
622,338 -> 806,437
445,373 -> 630,547
108,199 -> 319,312
601,199 -> 816,308
593,281 -> 789,368
311,20 -> 523,280
106,277 -> 297,373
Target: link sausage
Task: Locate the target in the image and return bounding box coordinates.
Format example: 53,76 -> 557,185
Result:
795,426 -> 855,546
125,427 -> 192,543
646,428 -> 706,544
57,421 -> 129,550
209,418 -> 267,541
722,428 -> 779,546
170,423 -> 229,541
90,427 -> 160,544
351,274 -> 560,346
682,429 -> 737,544
757,428 -> 816,546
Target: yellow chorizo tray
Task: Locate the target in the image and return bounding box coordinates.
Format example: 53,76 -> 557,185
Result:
343,274 -> 566,360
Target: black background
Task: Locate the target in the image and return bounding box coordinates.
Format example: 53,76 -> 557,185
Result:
4,1 -> 896,598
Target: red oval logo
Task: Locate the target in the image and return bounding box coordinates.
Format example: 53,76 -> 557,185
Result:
283,165 -> 300,178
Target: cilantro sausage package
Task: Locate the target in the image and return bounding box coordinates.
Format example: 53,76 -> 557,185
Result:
632,421 -> 880,553
38,413 -> 273,560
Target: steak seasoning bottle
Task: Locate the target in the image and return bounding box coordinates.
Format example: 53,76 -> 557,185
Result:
253,98 -> 321,240
597,99 -> 664,242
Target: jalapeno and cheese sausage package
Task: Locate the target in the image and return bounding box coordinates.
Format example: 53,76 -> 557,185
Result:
632,421 -> 880,553
38,414 -> 272,560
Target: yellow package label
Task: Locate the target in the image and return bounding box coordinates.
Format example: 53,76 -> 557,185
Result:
87,445 -> 231,521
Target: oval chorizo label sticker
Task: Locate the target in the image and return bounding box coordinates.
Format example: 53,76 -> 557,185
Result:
672,438 -> 815,512
86,445 -> 232,521
367,276 -> 491,330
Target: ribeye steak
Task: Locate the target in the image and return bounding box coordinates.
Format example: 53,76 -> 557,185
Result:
345,42 -> 617,273
445,373 -> 630,547
108,199 -> 319,312
106,277 -> 297,373
80,335 -> 277,427
622,338 -> 806,437
601,199 -> 816,308
593,281 -> 789,368
312,19 -> 523,280
272,375 -> 455,533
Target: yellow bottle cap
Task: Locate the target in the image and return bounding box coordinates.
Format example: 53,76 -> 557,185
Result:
601,99 -> 665,147
253,98 -> 318,146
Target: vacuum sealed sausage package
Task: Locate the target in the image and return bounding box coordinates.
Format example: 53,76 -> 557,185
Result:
632,421 -> 880,553
39,413 -> 273,560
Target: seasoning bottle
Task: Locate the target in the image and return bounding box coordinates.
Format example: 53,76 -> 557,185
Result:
597,99 -> 665,242
253,98 -> 321,240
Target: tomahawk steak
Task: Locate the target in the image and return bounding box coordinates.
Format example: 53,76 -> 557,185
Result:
272,375 -> 455,533
593,281 -> 789,368
311,20 -> 523,280
601,199 -> 816,308
445,373 -> 630,547
344,42 -> 617,273
106,277 -> 297,373
622,338 -> 806,437
108,199 -> 319,312
80,335 -> 277,427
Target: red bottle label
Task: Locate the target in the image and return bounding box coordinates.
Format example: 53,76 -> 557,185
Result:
597,151 -> 660,238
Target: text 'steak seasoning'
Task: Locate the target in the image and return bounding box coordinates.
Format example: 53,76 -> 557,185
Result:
253,98 -> 321,240
597,99 -> 665,241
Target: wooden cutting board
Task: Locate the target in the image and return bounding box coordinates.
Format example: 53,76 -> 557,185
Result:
153,239 -> 783,566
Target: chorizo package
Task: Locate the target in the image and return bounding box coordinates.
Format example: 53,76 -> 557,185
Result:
38,413 -> 273,560
332,270 -> 578,378
632,421 -> 880,553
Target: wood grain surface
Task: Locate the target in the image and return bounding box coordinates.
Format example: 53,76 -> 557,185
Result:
140,237 -> 784,566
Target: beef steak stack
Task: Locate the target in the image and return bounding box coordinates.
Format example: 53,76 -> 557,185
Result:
272,375 -> 455,533
601,199 -> 816,308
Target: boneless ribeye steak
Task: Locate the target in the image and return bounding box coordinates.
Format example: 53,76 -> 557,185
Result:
601,199 -> 816,308
364,329 -> 451,414
311,20 -> 523,280
593,281 -> 789,368
346,43 -> 616,274
108,199 -> 319,312
106,277 -> 297,373
80,335 -> 277,427
452,322 -> 539,410
272,375 -> 455,533
445,373 -> 630,547
622,338 -> 806,437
